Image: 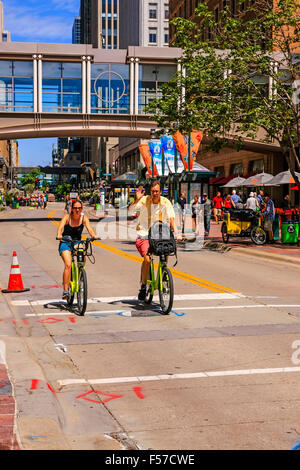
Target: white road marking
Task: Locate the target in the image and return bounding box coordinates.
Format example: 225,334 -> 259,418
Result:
58,366 -> 300,387
25,310 -> 133,317
11,293 -> 245,307
23,304 -> 300,317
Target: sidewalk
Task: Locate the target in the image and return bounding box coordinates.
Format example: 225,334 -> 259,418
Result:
203,219 -> 300,265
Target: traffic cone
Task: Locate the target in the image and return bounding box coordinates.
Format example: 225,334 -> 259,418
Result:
2,251 -> 30,293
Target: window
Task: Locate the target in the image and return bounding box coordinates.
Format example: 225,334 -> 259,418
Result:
149,3 -> 157,19
149,28 -> 157,44
164,4 -> 169,20
164,28 -> 169,44
230,163 -> 243,175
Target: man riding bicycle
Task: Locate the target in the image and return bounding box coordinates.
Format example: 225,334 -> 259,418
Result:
129,180 -> 179,301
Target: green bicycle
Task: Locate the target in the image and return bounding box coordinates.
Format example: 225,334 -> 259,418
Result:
144,253 -> 174,314
57,236 -> 98,316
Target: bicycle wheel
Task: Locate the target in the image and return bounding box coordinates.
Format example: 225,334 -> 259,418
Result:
250,226 -> 266,245
221,223 -> 229,243
144,268 -> 153,304
77,267 -> 87,316
159,266 -> 174,315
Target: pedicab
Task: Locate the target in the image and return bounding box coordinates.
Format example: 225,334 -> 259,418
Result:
221,208 -> 267,245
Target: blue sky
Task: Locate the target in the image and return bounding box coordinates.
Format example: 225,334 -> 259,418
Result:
2,0 -> 80,166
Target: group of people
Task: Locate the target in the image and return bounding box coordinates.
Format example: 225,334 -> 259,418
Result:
36,193 -> 47,210
211,189 -> 276,242
177,189 -> 277,242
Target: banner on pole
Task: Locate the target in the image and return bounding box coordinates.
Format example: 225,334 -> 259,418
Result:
160,135 -> 184,174
148,140 -> 165,176
172,130 -> 203,171
139,144 -> 157,178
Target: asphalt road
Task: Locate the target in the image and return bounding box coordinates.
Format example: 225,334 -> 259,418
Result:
1,202 -> 300,450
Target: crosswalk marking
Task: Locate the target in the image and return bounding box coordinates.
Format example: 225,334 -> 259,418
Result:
11,292 -> 245,307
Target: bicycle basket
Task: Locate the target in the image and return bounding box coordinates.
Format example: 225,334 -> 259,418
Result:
148,221 -> 176,257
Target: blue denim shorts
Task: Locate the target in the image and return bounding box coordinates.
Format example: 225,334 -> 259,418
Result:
58,240 -> 81,255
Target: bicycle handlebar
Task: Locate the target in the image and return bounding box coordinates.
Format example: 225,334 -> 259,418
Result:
56,236 -> 101,242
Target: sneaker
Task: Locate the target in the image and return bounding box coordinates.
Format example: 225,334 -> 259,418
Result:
138,285 -> 147,301
62,290 -> 70,301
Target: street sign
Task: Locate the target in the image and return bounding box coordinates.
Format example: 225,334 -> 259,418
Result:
70,192 -> 78,199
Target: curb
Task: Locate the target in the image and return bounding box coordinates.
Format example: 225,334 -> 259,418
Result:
203,240 -> 300,266
0,341 -> 20,450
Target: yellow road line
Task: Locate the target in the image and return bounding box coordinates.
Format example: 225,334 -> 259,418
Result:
49,209 -> 237,294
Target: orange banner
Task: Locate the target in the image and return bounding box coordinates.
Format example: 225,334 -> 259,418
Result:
139,144 -> 157,178
172,130 -> 203,171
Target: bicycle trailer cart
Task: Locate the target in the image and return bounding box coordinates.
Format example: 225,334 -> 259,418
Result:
221,208 -> 267,245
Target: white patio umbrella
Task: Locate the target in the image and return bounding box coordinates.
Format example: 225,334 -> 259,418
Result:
264,170 -> 300,186
221,176 -> 246,187
241,172 -> 274,186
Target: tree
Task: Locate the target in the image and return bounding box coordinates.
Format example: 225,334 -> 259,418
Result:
148,0 -> 300,183
20,168 -> 45,189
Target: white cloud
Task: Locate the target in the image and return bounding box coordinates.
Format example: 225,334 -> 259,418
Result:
5,3 -> 75,42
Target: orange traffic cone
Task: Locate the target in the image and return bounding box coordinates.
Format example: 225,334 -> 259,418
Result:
2,251 -> 30,293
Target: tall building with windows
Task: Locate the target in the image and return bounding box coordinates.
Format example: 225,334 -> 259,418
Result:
0,1 -> 10,42
72,17 -> 81,44
119,0 -> 169,48
81,0 -> 119,49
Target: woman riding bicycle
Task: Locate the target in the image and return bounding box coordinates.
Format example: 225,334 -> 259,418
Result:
56,199 -> 98,300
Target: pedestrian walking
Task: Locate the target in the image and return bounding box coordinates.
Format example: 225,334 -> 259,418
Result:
230,190 -> 240,208
263,193 -> 275,243
43,193 -> 47,209
256,189 -> 265,209
224,194 -> 232,209
212,191 -> 223,223
177,192 -> 186,235
191,194 -> 201,234
65,195 -> 71,215
246,192 -> 259,211
202,193 -> 213,236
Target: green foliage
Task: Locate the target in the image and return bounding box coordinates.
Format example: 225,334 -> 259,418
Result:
147,0 -> 300,179
20,168 -> 46,187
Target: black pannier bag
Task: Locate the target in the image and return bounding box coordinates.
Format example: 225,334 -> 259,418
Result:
148,221 -> 177,264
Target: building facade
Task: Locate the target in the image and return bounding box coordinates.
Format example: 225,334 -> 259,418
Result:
81,0 -> 119,49
0,1 -> 11,42
72,17 -> 81,44
116,1 -> 170,177
168,0 -> 291,204
119,0 -> 169,48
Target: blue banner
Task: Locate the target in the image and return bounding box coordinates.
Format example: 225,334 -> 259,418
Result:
160,135 -> 184,174
148,140 -> 165,176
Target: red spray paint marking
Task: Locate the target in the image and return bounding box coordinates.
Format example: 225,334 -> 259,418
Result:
30,379 -> 57,398
75,390 -> 123,404
132,386 -> 145,399
68,317 -> 76,323
31,285 -> 59,289
37,317 -> 64,324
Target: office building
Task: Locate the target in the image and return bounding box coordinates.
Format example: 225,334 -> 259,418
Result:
0,1 -> 10,42
81,0 -> 119,49
72,16 -> 81,44
116,1 -> 170,177
119,0 -> 170,48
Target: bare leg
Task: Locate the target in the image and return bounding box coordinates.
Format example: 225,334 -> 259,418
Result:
60,251 -> 72,291
141,254 -> 151,285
